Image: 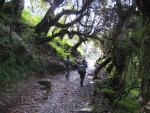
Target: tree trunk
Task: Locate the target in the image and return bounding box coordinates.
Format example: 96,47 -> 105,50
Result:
11,0 -> 24,33
93,57 -> 112,79
35,8 -> 54,35
71,40 -> 83,56
111,17 -> 127,90
0,0 -> 5,8
111,0 -> 134,90
12,0 -> 24,18
140,29 -> 150,106
137,0 -> 150,107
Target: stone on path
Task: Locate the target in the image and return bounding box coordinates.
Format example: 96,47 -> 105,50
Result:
76,107 -> 93,113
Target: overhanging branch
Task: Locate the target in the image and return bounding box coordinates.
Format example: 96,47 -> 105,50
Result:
55,13 -> 87,28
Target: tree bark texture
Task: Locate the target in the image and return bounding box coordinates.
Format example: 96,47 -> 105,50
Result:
93,57 -> 112,79
35,8 -> 54,35
12,0 -> 24,18
140,30 -> 150,106
71,40 -> 83,56
137,0 -> 150,107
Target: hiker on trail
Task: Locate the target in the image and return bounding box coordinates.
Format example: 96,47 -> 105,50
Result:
77,59 -> 88,86
82,59 -> 88,68
64,56 -> 71,80
76,59 -> 81,74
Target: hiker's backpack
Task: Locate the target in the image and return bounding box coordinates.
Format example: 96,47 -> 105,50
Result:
78,64 -> 86,74
65,59 -> 70,67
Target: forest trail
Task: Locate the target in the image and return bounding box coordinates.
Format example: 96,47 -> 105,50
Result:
38,71 -> 94,113
6,69 -> 94,113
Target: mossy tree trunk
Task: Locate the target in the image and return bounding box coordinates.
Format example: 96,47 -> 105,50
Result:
12,0 -> 24,33
35,8 -> 54,35
140,27 -> 150,106
12,0 -> 24,18
111,0 -> 131,90
0,0 -> 5,8
136,0 -> 150,107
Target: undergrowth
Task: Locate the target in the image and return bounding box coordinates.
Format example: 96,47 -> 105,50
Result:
0,23 -> 37,88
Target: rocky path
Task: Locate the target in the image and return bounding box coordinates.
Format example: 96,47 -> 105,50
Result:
5,71 -> 94,113
38,71 -> 94,113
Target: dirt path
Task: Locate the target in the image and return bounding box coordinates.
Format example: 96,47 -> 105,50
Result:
6,71 -> 94,113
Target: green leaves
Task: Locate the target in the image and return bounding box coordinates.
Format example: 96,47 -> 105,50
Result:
21,8 -> 42,26
48,37 -> 71,58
